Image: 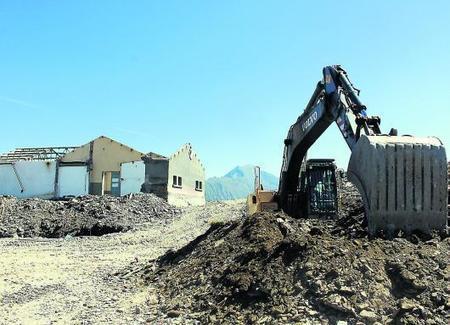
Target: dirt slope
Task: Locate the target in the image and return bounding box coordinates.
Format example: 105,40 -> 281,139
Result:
139,211 -> 449,324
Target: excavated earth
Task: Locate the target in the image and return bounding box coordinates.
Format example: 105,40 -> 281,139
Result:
0,193 -> 180,238
123,182 -> 449,324
0,180 -> 448,324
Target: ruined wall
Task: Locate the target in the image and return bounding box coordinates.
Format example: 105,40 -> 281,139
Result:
0,161 -> 57,199
120,160 -> 145,196
61,136 -> 143,195
167,144 -> 205,207
144,158 -> 169,200
57,165 -> 89,197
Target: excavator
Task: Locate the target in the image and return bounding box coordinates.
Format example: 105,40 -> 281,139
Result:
249,65 -> 448,235
248,160 -> 338,218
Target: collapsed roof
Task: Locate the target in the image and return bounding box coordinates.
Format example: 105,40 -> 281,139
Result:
0,147 -> 79,163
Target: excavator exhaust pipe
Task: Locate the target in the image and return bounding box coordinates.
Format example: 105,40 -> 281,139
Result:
348,135 -> 447,236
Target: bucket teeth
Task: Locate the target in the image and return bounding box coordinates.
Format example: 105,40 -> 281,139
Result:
347,135 -> 447,235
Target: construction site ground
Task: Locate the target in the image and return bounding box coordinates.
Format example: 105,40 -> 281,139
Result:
0,186 -> 448,324
0,199 -> 244,324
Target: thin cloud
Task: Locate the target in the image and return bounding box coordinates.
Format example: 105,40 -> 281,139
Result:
0,95 -> 40,110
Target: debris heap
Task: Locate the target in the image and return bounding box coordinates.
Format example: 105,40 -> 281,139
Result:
138,196 -> 448,323
0,194 -> 180,238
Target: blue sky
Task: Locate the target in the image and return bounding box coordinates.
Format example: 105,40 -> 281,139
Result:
0,1 -> 449,177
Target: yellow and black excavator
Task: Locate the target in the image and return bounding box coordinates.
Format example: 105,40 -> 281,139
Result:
248,65 -> 448,236
248,160 -> 338,218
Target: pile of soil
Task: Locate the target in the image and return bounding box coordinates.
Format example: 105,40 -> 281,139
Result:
0,193 -> 180,238
132,183 -> 449,324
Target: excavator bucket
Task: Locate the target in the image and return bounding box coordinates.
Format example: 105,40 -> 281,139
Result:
348,135 -> 447,236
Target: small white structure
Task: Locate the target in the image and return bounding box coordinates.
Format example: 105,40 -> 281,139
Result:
57,165 -> 89,197
120,161 -> 145,196
0,161 -> 57,199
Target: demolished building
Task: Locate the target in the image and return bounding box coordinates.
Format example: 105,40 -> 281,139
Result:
121,144 -> 206,206
139,144 -> 206,206
60,136 -> 144,196
0,146 -> 86,199
0,137 -> 206,206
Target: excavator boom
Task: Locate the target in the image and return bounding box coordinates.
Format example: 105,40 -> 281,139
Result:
279,65 -> 447,235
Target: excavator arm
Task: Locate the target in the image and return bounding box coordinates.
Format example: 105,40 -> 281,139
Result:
279,65 -> 377,204
279,65 -> 447,235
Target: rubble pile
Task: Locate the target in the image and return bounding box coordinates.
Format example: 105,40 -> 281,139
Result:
141,212 -> 448,324
134,181 -> 449,324
0,194 -> 180,238
334,177 -> 367,238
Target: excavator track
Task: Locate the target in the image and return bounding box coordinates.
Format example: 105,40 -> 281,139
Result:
348,135 -> 447,236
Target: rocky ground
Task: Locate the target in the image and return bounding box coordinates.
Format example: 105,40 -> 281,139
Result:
0,183 -> 448,324
137,213 -> 448,324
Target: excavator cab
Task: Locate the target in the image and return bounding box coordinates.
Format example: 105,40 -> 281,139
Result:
248,161 -> 338,218
288,158 -> 338,218
303,159 -> 338,217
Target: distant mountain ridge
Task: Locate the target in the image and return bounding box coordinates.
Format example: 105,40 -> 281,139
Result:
206,165 -> 279,201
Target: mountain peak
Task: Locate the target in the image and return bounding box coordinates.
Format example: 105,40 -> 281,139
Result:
224,165 -> 255,179
206,165 -> 279,201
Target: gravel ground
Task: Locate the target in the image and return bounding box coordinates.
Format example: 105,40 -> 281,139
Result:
0,200 -> 245,324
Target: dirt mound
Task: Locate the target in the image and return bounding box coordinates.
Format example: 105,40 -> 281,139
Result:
138,211 -> 449,324
0,193 -> 180,238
